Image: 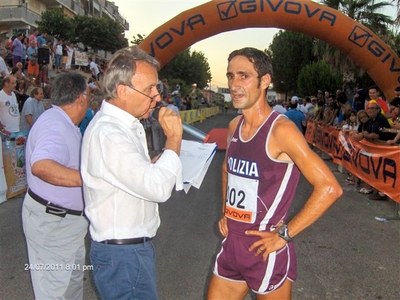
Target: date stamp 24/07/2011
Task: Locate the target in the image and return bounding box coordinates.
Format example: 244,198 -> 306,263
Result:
24,263 -> 93,272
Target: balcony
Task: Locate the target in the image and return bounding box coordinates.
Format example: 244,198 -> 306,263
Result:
0,1 -> 126,33
40,0 -> 85,16
0,6 -> 41,31
103,2 -> 129,30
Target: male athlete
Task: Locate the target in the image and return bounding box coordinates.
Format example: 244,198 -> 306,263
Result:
207,48 -> 342,300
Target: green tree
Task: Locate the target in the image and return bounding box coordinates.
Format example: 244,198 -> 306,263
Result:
395,0 -> 400,24
297,61 -> 343,96
36,8 -> 75,40
323,0 -> 393,34
391,30 -> 400,56
133,35 -> 211,91
268,30 -> 315,96
37,9 -> 128,53
317,0 -> 394,96
74,16 -> 127,53
159,48 -> 211,90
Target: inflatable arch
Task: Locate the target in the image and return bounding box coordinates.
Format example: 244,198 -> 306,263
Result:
139,0 -> 400,100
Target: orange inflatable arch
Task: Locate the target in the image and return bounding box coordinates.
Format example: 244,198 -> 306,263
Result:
139,0 -> 400,100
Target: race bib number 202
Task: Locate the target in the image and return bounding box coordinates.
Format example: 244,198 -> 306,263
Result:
225,173 -> 259,224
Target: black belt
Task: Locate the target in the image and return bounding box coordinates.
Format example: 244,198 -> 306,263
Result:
28,189 -> 84,218
99,237 -> 153,245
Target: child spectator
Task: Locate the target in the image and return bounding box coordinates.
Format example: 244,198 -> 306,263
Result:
340,110 -> 358,185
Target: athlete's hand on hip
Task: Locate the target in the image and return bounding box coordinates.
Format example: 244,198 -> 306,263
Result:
245,226 -> 286,261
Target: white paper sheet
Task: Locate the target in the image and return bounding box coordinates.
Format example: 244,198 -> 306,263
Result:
180,140 -> 217,193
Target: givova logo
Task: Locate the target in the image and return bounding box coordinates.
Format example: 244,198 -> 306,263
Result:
217,1 -> 238,20
348,26 -> 372,47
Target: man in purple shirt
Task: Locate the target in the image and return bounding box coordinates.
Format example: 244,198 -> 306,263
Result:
12,33 -> 24,67
22,72 -> 90,299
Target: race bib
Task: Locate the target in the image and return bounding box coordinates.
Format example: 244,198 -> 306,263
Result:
225,173 -> 259,223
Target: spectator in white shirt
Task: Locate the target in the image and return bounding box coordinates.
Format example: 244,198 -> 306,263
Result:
0,48 -> 10,78
88,57 -> 100,81
272,99 -> 287,114
292,95 -> 308,115
81,46 -> 183,300
0,75 -> 20,134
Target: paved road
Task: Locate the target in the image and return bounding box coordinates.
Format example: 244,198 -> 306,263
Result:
0,109 -> 399,300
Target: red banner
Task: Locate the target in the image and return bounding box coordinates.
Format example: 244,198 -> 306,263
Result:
305,122 -> 400,203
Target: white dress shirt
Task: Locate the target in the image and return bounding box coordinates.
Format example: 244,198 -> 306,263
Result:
81,100 -> 183,242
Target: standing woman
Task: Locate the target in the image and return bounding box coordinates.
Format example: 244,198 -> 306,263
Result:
352,109 -> 370,141
46,40 -> 54,70
61,40 -> 68,70
22,36 -> 29,70
340,110 -> 359,185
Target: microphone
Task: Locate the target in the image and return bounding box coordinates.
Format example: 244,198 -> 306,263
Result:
152,108 -> 210,142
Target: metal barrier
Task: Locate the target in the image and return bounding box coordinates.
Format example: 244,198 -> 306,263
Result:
180,106 -> 220,125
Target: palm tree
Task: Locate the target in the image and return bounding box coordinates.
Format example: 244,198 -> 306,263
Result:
393,0 -> 400,24
316,0 -> 394,97
322,0 -> 393,34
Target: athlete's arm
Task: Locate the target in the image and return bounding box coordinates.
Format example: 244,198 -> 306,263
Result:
247,118 -> 342,260
219,116 -> 241,238
273,118 -> 342,235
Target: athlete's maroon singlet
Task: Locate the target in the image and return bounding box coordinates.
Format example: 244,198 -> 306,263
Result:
214,111 -> 301,294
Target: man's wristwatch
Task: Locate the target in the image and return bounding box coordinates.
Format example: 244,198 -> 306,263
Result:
278,224 -> 293,242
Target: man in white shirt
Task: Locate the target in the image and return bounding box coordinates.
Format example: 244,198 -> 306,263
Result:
272,99 -> 287,114
81,46 -> 183,300
0,76 -> 20,134
20,87 -> 45,132
88,57 -> 100,81
292,95 -> 308,115
53,39 -> 63,70
66,43 -> 75,70
0,48 -> 10,78
304,96 -> 315,119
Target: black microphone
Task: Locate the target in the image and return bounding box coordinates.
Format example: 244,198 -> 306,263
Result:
152,108 -> 210,142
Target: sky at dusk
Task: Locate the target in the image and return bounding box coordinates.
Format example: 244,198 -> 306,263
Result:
112,0 -> 397,90
112,0 -> 279,88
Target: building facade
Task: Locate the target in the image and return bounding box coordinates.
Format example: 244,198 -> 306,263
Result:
0,0 -> 128,47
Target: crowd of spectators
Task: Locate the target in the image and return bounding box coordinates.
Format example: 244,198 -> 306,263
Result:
270,85 -> 400,201
1,29 -> 109,139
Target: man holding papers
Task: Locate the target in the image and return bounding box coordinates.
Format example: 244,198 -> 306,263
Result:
207,48 -> 342,300
81,46 -> 183,300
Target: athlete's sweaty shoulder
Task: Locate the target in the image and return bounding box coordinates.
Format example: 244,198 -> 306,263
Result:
268,114 -> 303,161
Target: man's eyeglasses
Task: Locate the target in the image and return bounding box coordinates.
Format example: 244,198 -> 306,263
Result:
123,84 -> 160,102
367,107 -> 379,110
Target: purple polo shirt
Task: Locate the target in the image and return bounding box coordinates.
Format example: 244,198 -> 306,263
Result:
25,106 -> 84,210
12,38 -> 23,57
